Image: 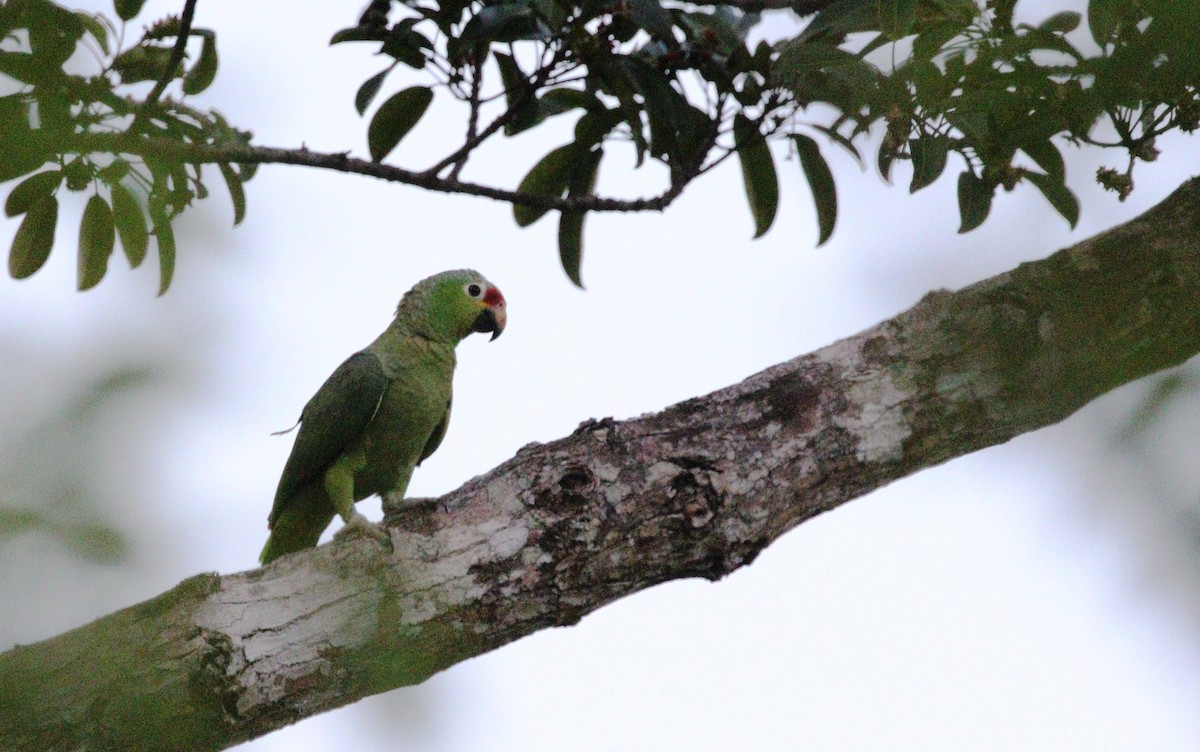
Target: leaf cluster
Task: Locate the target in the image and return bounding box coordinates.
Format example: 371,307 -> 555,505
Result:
779,0 -> 1200,233
0,0 -> 251,293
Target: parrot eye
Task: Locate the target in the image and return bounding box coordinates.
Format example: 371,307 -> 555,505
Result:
465,283 -> 484,299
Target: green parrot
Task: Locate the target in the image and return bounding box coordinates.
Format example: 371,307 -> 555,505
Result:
260,269 -> 507,564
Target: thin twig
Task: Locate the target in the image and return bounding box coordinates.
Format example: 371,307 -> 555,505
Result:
144,0 -> 199,108
450,61 -> 483,181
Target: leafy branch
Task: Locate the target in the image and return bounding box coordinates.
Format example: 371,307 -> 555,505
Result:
1,0 -> 1196,291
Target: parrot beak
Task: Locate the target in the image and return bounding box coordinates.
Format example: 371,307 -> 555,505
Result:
472,286 -> 506,341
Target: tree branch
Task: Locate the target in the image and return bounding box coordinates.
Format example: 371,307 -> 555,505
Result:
4,176 -> 1200,751
66,133 -> 690,213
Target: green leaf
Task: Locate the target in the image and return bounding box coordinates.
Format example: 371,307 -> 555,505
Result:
5,169 -> 61,218
956,171 -> 993,233
629,0 -> 674,39
152,209 -> 176,296
574,107 -> 622,147
496,52 -> 541,136
798,0 -> 878,42
460,5 -> 541,45
909,136 -> 948,193
330,27 -> 385,45
793,134 -> 837,246
513,143 -> 580,227
1020,139 -> 1064,184
558,147 -> 602,288
1025,171 -> 1080,228
113,0 -> 148,21
110,183 -> 148,268
878,0 -> 916,40
355,68 -> 391,116
733,115 -> 778,239
218,164 -> 246,226
96,159 -> 130,185
9,195 -> 57,279
182,32 -> 218,95
76,12 -> 110,55
1087,0 -> 1122,45
78,194 -> 115,291
112,44 -> 176,85
1038,11 -> 1081,35
540,88 -> 596,117
367,86 -> 434,162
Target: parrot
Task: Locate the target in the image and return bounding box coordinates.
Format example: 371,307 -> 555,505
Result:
259,269 -> 506,564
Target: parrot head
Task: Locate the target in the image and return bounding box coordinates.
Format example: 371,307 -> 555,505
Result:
397,269 -> 506,343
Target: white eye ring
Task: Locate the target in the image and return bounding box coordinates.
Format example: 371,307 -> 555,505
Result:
464,283 -> 484,299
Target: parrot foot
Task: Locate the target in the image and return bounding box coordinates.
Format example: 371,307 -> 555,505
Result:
334,511 -> 394,554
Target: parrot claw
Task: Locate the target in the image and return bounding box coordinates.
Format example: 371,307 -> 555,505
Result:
334,511 -> 394,554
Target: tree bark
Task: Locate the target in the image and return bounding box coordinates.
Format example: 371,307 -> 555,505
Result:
4,177 -> 1200,751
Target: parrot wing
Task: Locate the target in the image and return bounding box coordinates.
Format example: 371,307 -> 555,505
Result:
269,351 -> 389,527
417,397 -> 451,466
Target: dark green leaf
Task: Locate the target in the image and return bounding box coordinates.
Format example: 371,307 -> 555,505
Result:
218,163 -> 246,226
574,108 -> 622,147
956,171 -> 993,233
152,208 -> 175,296
1021,139 -> 1064,184
793,134 -> 837,245
913,21 -> 966,60
5,170 -> 61,218
621,57 -> 680,160
629,0 -> 674,39
112,44 -> 177,84
909,137 -> 948,193
110,183 -> 148,268
558,148 -> 602,288
96,159 -> 130,184
733,115 -> 778,239
1038,11 -> 1081,34
878,0 -> 916,40
1025,171 -> 1080,228
771,39 -> 878,112
812,125 -> 864,168
182,32 -> 218,95
797,0 -> 878,42
114,0 -> 148,21
367,86 -> 434,162
514,143 -> 580,227
877,143 -> 896,183
9,195 -> 57,279
330,27 -> 386,45
531,0 -> 568,30
540,88 -> 596,117
945,109 -> 987,142
1087,0 -> 1122,45
355,68 -> 391,116
496,52 -> 541,136
76,12 -> 110,55
460,5 -> 542,45
78,194 -> 115,291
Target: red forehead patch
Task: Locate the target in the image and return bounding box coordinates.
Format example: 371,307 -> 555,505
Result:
484,286 -> 504,305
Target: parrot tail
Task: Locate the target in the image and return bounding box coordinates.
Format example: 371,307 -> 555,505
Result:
259,485 -> 337,564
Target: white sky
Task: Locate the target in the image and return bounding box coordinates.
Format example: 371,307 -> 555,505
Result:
2,2 -> 1200,750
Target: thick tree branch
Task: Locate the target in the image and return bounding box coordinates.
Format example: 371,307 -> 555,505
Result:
4,177 -> 1200,751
